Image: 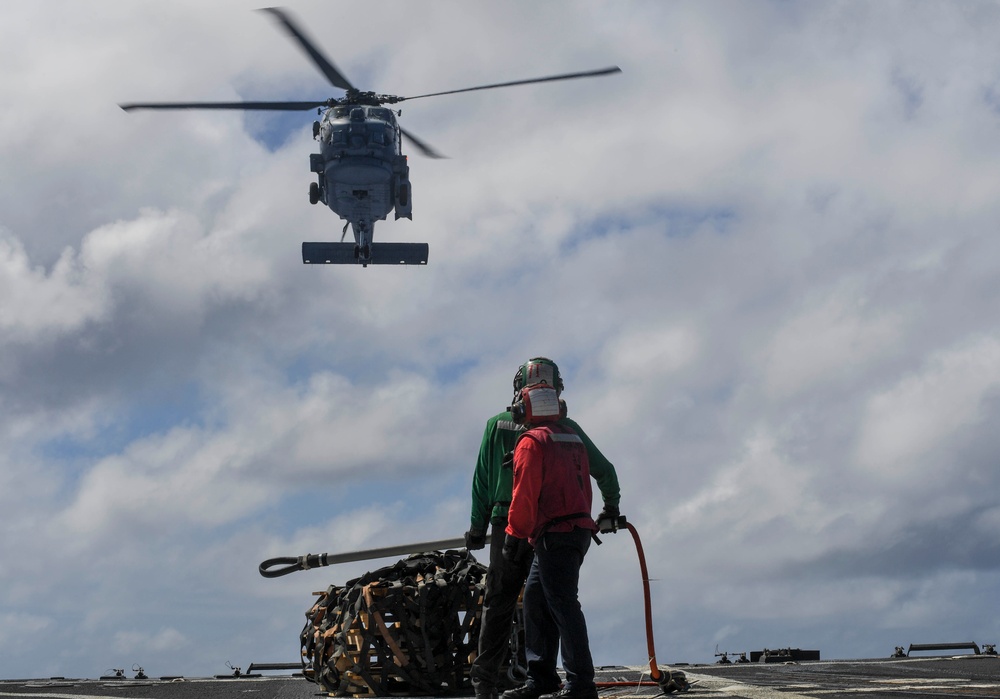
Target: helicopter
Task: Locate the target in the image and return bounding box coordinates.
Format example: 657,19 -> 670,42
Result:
120,7 -> 620,267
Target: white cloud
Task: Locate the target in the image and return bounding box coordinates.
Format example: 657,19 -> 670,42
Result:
603,325 -> 701,379
855,336 -> 1000,481
0,233 -> 109,344
762,283 -> 902,399
3,0 -> 1000,680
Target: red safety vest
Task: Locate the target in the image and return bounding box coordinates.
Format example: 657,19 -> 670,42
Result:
506,422 -> 597,543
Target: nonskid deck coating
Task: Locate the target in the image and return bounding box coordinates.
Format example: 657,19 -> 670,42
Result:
2,657 -> 999,699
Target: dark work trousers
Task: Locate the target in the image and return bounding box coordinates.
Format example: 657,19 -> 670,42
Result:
523,527 -> 595,692
471,520 -> 533,690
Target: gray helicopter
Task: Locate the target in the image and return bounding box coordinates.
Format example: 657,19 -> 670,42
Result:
120,8 -> 620,267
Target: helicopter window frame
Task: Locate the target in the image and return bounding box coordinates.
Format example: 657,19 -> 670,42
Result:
329,126 -> 347,145
367,107 -> 393,123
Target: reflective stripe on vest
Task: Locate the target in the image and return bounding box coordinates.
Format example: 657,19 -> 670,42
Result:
548,432 -> 583,444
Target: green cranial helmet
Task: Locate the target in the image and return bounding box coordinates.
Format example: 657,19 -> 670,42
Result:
512,357 -> 564,396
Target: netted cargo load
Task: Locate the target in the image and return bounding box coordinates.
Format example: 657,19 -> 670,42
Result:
300,549 -> 486,696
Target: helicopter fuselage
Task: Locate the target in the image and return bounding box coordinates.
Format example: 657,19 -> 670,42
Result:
119,6 -> 619,267
309,103 -> 412,255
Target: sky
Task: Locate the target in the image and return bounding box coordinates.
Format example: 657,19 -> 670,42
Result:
2,0 -> 1000,680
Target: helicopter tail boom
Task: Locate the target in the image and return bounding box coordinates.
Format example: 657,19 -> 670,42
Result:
302,242 -> 428,266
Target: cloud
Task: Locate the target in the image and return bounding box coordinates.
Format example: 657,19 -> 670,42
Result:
0,612 -> 53,646
762,283 -> 903,399
0,232 -> 109,345
3,0 -> 1000,680
855,336 -> 1000,481
113,628 -> 189,655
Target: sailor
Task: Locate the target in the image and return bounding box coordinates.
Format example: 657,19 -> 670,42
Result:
465,357 -> 620,699
501,380 -> 602,699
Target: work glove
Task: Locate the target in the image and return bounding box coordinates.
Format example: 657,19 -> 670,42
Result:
596,504 -> 621,534
502,534 -> 532,564
464,527 -> 487,551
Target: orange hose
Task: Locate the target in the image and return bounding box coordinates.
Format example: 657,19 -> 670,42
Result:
623,521 -> 661,682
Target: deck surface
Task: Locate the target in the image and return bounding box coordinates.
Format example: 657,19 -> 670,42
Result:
3,657 -> 999,699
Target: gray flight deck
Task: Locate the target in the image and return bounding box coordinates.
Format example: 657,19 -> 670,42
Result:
3,656 -> 999,699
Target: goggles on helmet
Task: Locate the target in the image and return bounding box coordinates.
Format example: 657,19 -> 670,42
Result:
512,357 -> 563,395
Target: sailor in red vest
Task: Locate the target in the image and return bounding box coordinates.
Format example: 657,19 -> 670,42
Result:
501,382 -> 600,699
466,358 -> 620,699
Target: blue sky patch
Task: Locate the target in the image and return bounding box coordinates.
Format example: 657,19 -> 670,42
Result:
39,381 -> 205,463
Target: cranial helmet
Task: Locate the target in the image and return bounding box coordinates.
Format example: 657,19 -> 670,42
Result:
509,384 -> 566,425
512,357 -> 564,396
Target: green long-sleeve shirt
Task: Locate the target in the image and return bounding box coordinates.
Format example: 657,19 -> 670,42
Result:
469,411 -> 620,532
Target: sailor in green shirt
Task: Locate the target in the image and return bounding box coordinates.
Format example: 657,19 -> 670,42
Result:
465,357 -> 621,699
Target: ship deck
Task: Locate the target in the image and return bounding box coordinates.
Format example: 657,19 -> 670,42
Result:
3,656 -> 999,699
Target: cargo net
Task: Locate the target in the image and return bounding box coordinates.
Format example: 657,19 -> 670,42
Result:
300,549 -> 487,696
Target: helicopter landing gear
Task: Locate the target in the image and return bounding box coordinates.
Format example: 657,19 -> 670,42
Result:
309,182 -> 320,205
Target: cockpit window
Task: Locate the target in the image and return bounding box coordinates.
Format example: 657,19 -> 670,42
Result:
331,106 -> 351,120
368,107 -> 393,123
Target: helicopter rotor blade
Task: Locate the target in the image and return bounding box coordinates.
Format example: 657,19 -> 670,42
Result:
259,7 -> 355,92
119,100 -> 329,112
396,66 -> 621,102
400,127 -> 447,160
